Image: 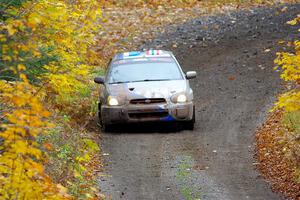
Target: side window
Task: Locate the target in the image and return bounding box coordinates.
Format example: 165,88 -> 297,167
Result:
172,56 -> 185,78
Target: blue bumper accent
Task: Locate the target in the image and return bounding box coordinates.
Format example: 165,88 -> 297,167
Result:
160,115 -> 176,121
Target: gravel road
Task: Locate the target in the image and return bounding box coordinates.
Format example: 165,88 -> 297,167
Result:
98,4 -> 300,200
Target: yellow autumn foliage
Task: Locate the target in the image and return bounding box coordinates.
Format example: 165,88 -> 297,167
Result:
0,74 -> 69,199
1,0 -> 102,199
274,15 -> 300,112
1,0 -> 101,103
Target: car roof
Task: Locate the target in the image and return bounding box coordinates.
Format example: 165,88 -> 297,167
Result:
112,50 -> 173,62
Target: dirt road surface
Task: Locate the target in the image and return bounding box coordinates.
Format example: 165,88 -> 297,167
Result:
98,4 -> 300,200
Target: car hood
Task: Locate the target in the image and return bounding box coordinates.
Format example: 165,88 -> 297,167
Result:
106,80 -> 188,100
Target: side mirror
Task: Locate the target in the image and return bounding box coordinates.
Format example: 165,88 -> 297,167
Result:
186,71 -> 197,79
94,77 -> 105,84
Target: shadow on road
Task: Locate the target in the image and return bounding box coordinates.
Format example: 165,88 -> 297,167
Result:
105,122 -> 185,134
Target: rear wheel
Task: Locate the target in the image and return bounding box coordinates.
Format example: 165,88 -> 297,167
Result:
184,106 -> 195,130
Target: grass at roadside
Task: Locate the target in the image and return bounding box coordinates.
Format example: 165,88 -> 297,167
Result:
40,117 -> 101,198
282,110 -> 300,182
283,110 -> 300,136
176,156 -> 202,200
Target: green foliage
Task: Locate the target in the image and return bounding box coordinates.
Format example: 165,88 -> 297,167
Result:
0,46 -> 58,82
181,186 -> 201,200
44,122 -> 100,199
0,0 -> 29,20
0,2 -> 58,83
78,87 -> 92,98
0,0 -> 28,8
175,156 -> 201,200
92,68 -> 106,77
283,110 -> 300,134
83,139 -> 100,153
176,157 -> 192,181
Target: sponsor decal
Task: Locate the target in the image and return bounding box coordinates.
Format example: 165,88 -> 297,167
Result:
123,51 -> 141,57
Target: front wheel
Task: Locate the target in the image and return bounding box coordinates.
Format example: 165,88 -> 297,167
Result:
98,104 -> 113,132
184,106 -> 195,130
101,123 -> 113,132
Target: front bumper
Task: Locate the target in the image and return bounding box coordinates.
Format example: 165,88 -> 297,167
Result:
100,102 -> 194,125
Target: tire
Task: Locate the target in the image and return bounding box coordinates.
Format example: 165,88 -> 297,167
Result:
101,123 -> 113,132
98,103 -> 112,132
184,106 -> 195,130
99,113 -> 113,132
98,102 -> 103,126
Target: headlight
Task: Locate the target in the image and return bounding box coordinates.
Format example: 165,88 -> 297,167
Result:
108,96 -> 119,106
177,94 -> 187,103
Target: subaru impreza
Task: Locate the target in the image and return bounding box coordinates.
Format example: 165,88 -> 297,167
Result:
94,50 -> 196,131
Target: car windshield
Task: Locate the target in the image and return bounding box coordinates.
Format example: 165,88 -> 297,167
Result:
107,59 -> 183,84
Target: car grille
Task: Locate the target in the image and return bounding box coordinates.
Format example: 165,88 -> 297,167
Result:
128,111 -> 169,119
130,98 -> 166,104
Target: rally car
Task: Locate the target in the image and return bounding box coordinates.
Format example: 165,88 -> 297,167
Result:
94,50 -> 196,131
